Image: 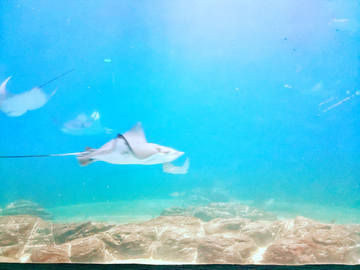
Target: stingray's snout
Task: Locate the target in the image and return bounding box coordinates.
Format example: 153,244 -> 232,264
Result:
173,151 -> 185,158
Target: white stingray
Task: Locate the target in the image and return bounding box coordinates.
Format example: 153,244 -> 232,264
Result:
60,111 -> 112,135
0,77 -> 56,117
163,158 -> 189,174
77,123 -> 184,166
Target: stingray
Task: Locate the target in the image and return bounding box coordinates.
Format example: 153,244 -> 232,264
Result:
0,122 -> 184,169
163,158 -> 189,174
77,123 -> 184,166
0,69 -> 75,117
60,111 -> 113,135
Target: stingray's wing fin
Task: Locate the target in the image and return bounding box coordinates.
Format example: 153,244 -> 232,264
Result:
163,162 -> 175,172
123,122 -> 147,144
122,123 -> 160,159
90,111 -> 100,121
116,133 -> 154,159
182,158 -> 190,171
27,88 -> 51,111
82,111 -> 100,128
76,113 -> 88,122
163,158 -> 189,174
0,77 -> 11,95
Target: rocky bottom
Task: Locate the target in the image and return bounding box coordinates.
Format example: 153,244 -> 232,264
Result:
0,203 -> 359,265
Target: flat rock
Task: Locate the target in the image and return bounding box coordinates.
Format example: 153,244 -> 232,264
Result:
160,207 -> 194,217
146,216 -> 204,263
197,233 -> 257,264
300,229 -> 357,263
29,245 -> 70,263
0,213 -> 359,264
0,215 -> 40,259
0,255 -> 18,262
263,238 -> 316,264
161,203 -> 277,222
240,221 -> 280,247
332,224 -> 360,243
146,216 -> 205,262
53,221 -> 115,244
69,237 -> 106,263
203,218 -> 250,235
97,223 -> 157,260
193,204 -> 235,221
143,215 -> 204,230
23,220 -> 54,254
2,200 -> 53,220
232,204 -> 277,221
293,216 -> 333,237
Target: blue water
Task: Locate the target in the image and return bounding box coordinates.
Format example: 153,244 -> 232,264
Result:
0,1 -> 359,215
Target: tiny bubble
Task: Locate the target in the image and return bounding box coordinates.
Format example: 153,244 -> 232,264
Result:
293,49 -> 296,51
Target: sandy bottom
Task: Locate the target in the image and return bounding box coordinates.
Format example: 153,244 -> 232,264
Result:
47,199 -> 360,225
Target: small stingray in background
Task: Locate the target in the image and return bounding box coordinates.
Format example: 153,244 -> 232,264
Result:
61,111 -> 114,135
77,122 -> 184,166
163,158 -> 189,174
0,77 -> 56,117
0,69 -> 75,117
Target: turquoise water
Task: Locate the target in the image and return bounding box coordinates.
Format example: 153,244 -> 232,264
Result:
0,1 -> 359,221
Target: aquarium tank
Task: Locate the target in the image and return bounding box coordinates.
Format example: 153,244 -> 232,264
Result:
0,0 -> 359,265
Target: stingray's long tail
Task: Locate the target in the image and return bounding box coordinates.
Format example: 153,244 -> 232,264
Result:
38,68 -> 76,89
0,152 -> 84,158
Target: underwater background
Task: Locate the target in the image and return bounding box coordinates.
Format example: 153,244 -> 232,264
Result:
0,0 -> 359,222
